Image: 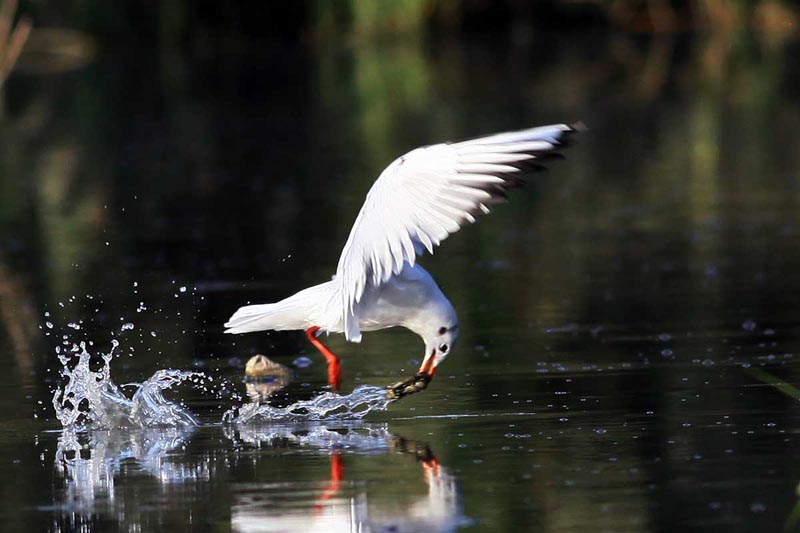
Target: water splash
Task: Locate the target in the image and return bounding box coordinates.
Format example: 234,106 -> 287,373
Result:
128,370 -> 201,427
224,421 -> 394,452
53,342 -> 200,429
54,426 -> 197,516
223,386 -> 393,423
52,341 -> 130,428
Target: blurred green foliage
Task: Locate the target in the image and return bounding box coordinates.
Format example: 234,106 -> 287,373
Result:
13,1 -> 800,47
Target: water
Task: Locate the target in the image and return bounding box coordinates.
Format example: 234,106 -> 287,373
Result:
52,340 -> 393,427
223,386 -> 392,423
2,11 -> 800,532
53,341 -> 201,429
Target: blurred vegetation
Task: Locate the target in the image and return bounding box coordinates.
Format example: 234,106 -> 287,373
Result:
6,1 -> 798,48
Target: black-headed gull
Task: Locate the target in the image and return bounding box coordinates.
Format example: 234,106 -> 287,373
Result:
225,123 -> 580,395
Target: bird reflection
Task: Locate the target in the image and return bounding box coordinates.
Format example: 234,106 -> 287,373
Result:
50,355 -> 466,532
226,421 -> 466,533
52,421 -> 465,533
231,355 -> 466,531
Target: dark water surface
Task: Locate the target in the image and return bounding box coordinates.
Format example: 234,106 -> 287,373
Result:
2,26 -> 800,532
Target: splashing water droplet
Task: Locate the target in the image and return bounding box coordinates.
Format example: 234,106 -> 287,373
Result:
293,356 -> 312,368
222,386 -> 393,423
128,370 -> 201,427
52,342 -> 201,430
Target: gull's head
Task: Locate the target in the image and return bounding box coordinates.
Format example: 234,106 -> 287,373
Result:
420,322 -> 459,376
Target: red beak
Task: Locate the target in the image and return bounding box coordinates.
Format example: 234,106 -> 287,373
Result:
418,349 -> 437,376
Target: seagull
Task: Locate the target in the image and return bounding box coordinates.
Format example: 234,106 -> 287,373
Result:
225,123 -> 580,396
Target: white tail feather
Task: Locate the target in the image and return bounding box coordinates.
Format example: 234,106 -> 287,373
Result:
224,303 -> 287,334
224,280 -> 340,335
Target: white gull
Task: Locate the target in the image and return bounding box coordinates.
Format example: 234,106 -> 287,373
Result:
225,123 -> 580,394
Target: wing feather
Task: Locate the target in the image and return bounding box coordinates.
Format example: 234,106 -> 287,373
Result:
335,123 -> 580,340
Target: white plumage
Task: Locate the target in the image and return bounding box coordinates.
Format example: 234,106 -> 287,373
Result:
225,123 -> 579,382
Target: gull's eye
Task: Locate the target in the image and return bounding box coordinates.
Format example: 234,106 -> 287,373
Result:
439,344 -> 449,353
438,327 -> 447,335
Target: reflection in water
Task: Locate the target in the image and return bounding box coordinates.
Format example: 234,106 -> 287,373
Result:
225,420 -> 395,453
50,339 -> 462,530
226,422 -> 468,533
244,354 -> 292,403
51,422 -> 467,533
53,427 -> 197,530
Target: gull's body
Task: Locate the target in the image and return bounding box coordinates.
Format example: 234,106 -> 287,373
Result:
225,123 -> 579,391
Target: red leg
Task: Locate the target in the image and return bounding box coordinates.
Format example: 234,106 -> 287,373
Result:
422,455 -> 441,479
305,326 -> 342,390
314,452 -> 344,513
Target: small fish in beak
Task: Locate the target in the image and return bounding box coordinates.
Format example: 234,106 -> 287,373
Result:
386,372 -> 432,399
386,349 -> 437,399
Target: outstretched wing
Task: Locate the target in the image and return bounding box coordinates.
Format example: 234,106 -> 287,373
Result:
335,123 -> 580,340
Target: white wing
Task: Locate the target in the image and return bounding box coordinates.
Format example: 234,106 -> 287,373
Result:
335,123 -> 580,340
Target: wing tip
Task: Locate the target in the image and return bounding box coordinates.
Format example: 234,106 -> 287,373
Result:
552,121 -> 587,135
569,121 -> 588,133
553,122 -> 585,148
